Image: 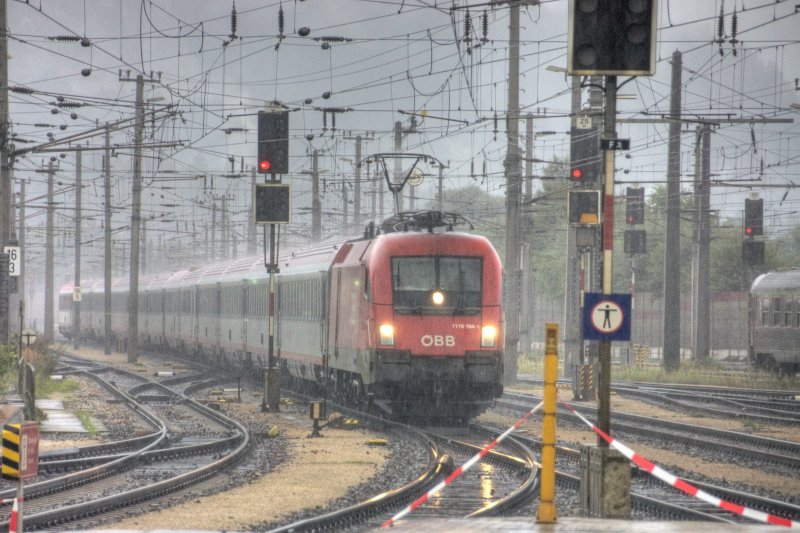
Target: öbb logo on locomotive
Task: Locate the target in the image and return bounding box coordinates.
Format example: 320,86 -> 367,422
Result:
57,211 -> 506,421
420,335 -> 456,347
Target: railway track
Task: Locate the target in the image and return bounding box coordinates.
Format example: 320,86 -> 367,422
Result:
27,350 -> 797,529
473,423 -> 800,525
264,391 -> 539,531
406,429 -> 537,519
0,355 -> 251,530
501,391 -> 800,473
261,398 -> 441,532
518,375 -> 800,403
611,384 -> 800,425
579,375 -> 800,426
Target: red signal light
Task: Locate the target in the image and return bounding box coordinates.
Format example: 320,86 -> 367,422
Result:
745,226 -> 752,236
571,168 -> 583,181
259,160 -> 271,172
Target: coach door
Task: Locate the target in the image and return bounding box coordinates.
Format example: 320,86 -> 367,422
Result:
320,275 -> 328,368
328,269 -> 343,364
161,288 -> 166,342
216,282 -> 222,350
241,282 -> 248,354
193,286 -> 200,345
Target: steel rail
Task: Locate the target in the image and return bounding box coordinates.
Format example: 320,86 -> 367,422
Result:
0,369 -> 167,504
473,423 -> 738,523
0,362 -> 250,529
612,385 -> 800,424
500,393 -> 800,467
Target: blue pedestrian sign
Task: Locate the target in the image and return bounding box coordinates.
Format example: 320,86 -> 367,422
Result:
583,293 -> 631,341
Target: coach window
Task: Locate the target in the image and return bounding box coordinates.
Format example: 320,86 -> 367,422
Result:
760,298 -> 769,326
785,298 -> 794,328
772,297 -> 782,327
303,282 -> 310,320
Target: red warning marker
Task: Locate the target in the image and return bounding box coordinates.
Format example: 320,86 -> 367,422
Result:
560,399 -> 800,528
9,498 -> 18,533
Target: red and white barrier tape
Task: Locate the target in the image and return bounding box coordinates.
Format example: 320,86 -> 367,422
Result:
380,401 -> 544,528
9,497 -> 18,533
560,399 -> 800,529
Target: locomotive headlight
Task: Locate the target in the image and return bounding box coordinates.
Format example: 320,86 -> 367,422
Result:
379,324 -> 395,346
431,290 -> 445,306
481,325 -> 497,348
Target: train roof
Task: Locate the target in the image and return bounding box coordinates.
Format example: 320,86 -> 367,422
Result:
61,226 -> 500,294
65,241 -> 347,294
751,270 -> 800,293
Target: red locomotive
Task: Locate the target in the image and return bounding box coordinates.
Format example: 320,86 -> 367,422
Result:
59,211 -> 505,421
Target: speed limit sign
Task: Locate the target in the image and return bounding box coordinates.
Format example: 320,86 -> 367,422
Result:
3,246 -> 20,277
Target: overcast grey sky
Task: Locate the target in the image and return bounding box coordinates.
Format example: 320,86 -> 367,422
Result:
8,0 -> 800,253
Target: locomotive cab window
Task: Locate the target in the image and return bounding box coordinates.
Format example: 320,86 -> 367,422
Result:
392,256 -> 481,315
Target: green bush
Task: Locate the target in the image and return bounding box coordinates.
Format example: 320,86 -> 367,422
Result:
0,343 -> 17,393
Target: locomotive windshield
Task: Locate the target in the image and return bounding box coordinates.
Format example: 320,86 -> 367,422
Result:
392,256 -> 481,315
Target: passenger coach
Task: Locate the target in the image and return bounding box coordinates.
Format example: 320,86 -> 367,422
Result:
59,211 -> 505,421
749,269 -> 800,375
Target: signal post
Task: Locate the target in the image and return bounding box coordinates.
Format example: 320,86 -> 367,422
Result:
568,0 -> 657,518
255,107 -> 291,412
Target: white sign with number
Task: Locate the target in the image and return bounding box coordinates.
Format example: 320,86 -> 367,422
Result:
73,287 -> 82,302
3,246 -> 20,277
574,115 -> 592,130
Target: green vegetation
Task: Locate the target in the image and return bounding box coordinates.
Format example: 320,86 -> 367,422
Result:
36,376 -> 80,398
0,343 -> 18,393
611,363 -> 799,390
741,419 -> 761,431
0,339 -> 82,399
75,410 -> 97,435
518,352 -> 567,377
520,351 -> 798,390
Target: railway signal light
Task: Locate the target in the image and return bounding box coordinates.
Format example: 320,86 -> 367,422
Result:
742,240 -> 765,266
568,190 -> 600,225
257,110 -> 290,174
570,126 -> 601,184
568,0 -> 657,76
625,187 -> 645,224
744,197 -> 763,237
624,229 -> 646,254
254,183 -> 292,224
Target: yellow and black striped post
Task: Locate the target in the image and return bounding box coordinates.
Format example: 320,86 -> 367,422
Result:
537,323 -> 559,523
2,423 -> 21,480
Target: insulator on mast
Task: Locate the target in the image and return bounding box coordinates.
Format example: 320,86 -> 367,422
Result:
230,1 -> 238,38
